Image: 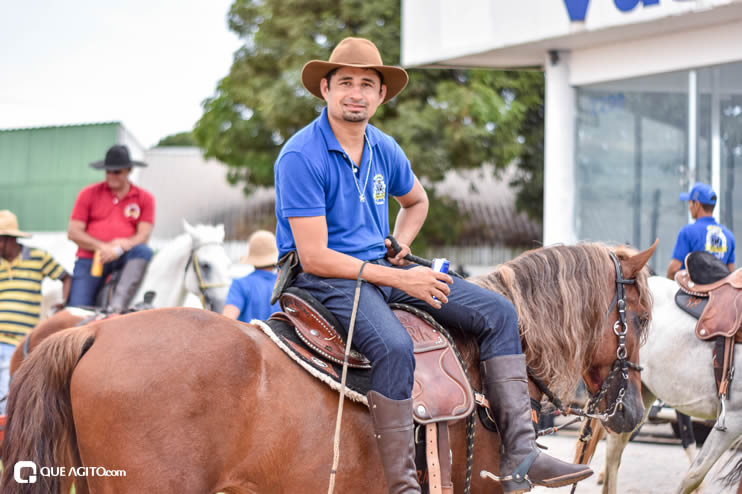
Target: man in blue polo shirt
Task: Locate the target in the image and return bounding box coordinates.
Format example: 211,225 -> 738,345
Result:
273,37 -> 591,493
667,182 -> 735,280
222,230 -> 280,322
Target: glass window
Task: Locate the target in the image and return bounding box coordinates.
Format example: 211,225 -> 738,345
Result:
575,71 -> 689,273
716,62 -> 742,248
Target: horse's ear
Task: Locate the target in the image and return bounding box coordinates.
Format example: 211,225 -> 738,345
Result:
623,239 -> 659,277
182,219 -> 196,237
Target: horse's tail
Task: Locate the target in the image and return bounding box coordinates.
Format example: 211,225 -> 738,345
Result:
0,325 -> 97,493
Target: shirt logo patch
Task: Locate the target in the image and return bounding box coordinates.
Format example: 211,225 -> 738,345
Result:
705,225 -> 728,259
124,203 -> 141,220
373,174 -> 386,205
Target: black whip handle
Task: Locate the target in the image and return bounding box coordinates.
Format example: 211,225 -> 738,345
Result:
385,235 -> 463,279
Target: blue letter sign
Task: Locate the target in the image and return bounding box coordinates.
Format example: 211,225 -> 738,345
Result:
564,0 -> 662,21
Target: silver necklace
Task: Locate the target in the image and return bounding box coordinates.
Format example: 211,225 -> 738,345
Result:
350,133 -> 373,203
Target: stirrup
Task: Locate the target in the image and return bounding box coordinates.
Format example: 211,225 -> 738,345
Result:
715,394 -> 728,431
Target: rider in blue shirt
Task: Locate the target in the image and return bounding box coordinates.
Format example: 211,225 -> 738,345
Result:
222,230 -> 280,322
667,182 -> 735,280
273,37 -> 591,493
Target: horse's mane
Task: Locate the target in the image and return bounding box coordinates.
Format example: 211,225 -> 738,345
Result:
470,243 -> 652,402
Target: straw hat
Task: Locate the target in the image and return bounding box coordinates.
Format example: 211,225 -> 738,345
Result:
241,230 -> 279,268
0,210 -> 31,238
301,37 -> 409,104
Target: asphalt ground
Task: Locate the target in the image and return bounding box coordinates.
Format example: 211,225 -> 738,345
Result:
529,418 -> 740,494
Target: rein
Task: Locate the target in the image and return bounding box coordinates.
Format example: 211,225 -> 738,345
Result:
184,241 -> 228,310
327,261 -> 368,494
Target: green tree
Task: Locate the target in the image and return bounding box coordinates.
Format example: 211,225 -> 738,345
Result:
156,131 -> 197,147
195,0 -> 545,248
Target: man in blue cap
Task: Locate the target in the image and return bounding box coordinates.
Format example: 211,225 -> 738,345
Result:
666,182 -> 735,280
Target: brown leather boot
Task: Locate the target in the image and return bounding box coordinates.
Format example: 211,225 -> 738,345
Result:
367,391 -> 422,494
481,355 -> 593,492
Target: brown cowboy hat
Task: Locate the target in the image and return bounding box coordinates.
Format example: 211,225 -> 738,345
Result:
301,37 -> 408,104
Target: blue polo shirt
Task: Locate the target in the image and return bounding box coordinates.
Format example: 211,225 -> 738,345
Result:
671,216 -> 736,268
225,269 -> 281,322
274,108 -> 415,261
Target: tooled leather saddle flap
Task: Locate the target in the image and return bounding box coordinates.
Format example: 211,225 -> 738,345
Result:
675,271 -> 742,340
390,304 -> 475,424
279,288 -> 371,368
694,284 -> 742,340
277,288 -> 474,424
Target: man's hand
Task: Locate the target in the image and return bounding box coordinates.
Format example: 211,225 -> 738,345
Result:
98,243 -> 122,263
400,266 -> 453,309
385,238 -> 412,266
110,238 -> 133,252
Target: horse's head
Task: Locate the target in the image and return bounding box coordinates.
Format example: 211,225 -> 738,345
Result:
182,220 -> 232,313
472,240 -> 657,435
582,240 -> 657,434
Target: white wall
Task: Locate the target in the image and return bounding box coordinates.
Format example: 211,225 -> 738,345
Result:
137,146 -> 261,238
402,0 -> 742,68
570,18 -> 742,85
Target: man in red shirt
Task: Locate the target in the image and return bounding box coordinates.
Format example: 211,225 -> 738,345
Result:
67,145 -> 155,312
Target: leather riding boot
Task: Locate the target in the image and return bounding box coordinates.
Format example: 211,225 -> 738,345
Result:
110,258 -> 150,313
367,391 -> 422,494
481,355 -> 593,492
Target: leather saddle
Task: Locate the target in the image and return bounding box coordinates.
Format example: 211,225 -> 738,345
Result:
278,286 -> 475,424
675,251 -> 742,342
675,251 -> 740,414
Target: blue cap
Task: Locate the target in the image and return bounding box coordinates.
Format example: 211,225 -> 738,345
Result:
679,182 -> 717,205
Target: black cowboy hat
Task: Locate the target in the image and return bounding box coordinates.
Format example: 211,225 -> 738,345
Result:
90,145 -> 147,170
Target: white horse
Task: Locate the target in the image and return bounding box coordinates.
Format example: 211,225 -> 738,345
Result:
136,221 -> 231,312
41,221 -> 232,315
600,275 -> 742,494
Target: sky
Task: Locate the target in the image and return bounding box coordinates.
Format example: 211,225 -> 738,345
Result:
0,1 -> 242,148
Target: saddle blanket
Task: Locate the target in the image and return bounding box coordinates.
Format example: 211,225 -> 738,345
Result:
254,317 -> 372,405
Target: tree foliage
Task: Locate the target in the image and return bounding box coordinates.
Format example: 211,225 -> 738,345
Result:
156,131 -> 197,147
195,0 -> 545,248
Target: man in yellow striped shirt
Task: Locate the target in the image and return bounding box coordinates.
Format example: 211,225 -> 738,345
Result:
0,210 -> 70,412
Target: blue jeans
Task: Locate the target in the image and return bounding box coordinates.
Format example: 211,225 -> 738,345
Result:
292,259 -> 521,400
68,244 -> 153,308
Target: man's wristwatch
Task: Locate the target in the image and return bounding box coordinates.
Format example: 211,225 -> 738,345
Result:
114,245 -> 125,257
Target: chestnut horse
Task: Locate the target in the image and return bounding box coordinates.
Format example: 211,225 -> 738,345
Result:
7,221 -> 232,376
1,242 -> 655,494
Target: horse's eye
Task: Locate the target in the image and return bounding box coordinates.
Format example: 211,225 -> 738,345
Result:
198,262 -> 211,273
637,315 -> 649,329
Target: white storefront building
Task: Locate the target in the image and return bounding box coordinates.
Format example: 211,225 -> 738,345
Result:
403,0 -> 742,271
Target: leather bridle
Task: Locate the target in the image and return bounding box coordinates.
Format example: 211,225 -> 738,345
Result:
527,251 -> 643,424
184,241 -> 229,311
581,251 -> 643,421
